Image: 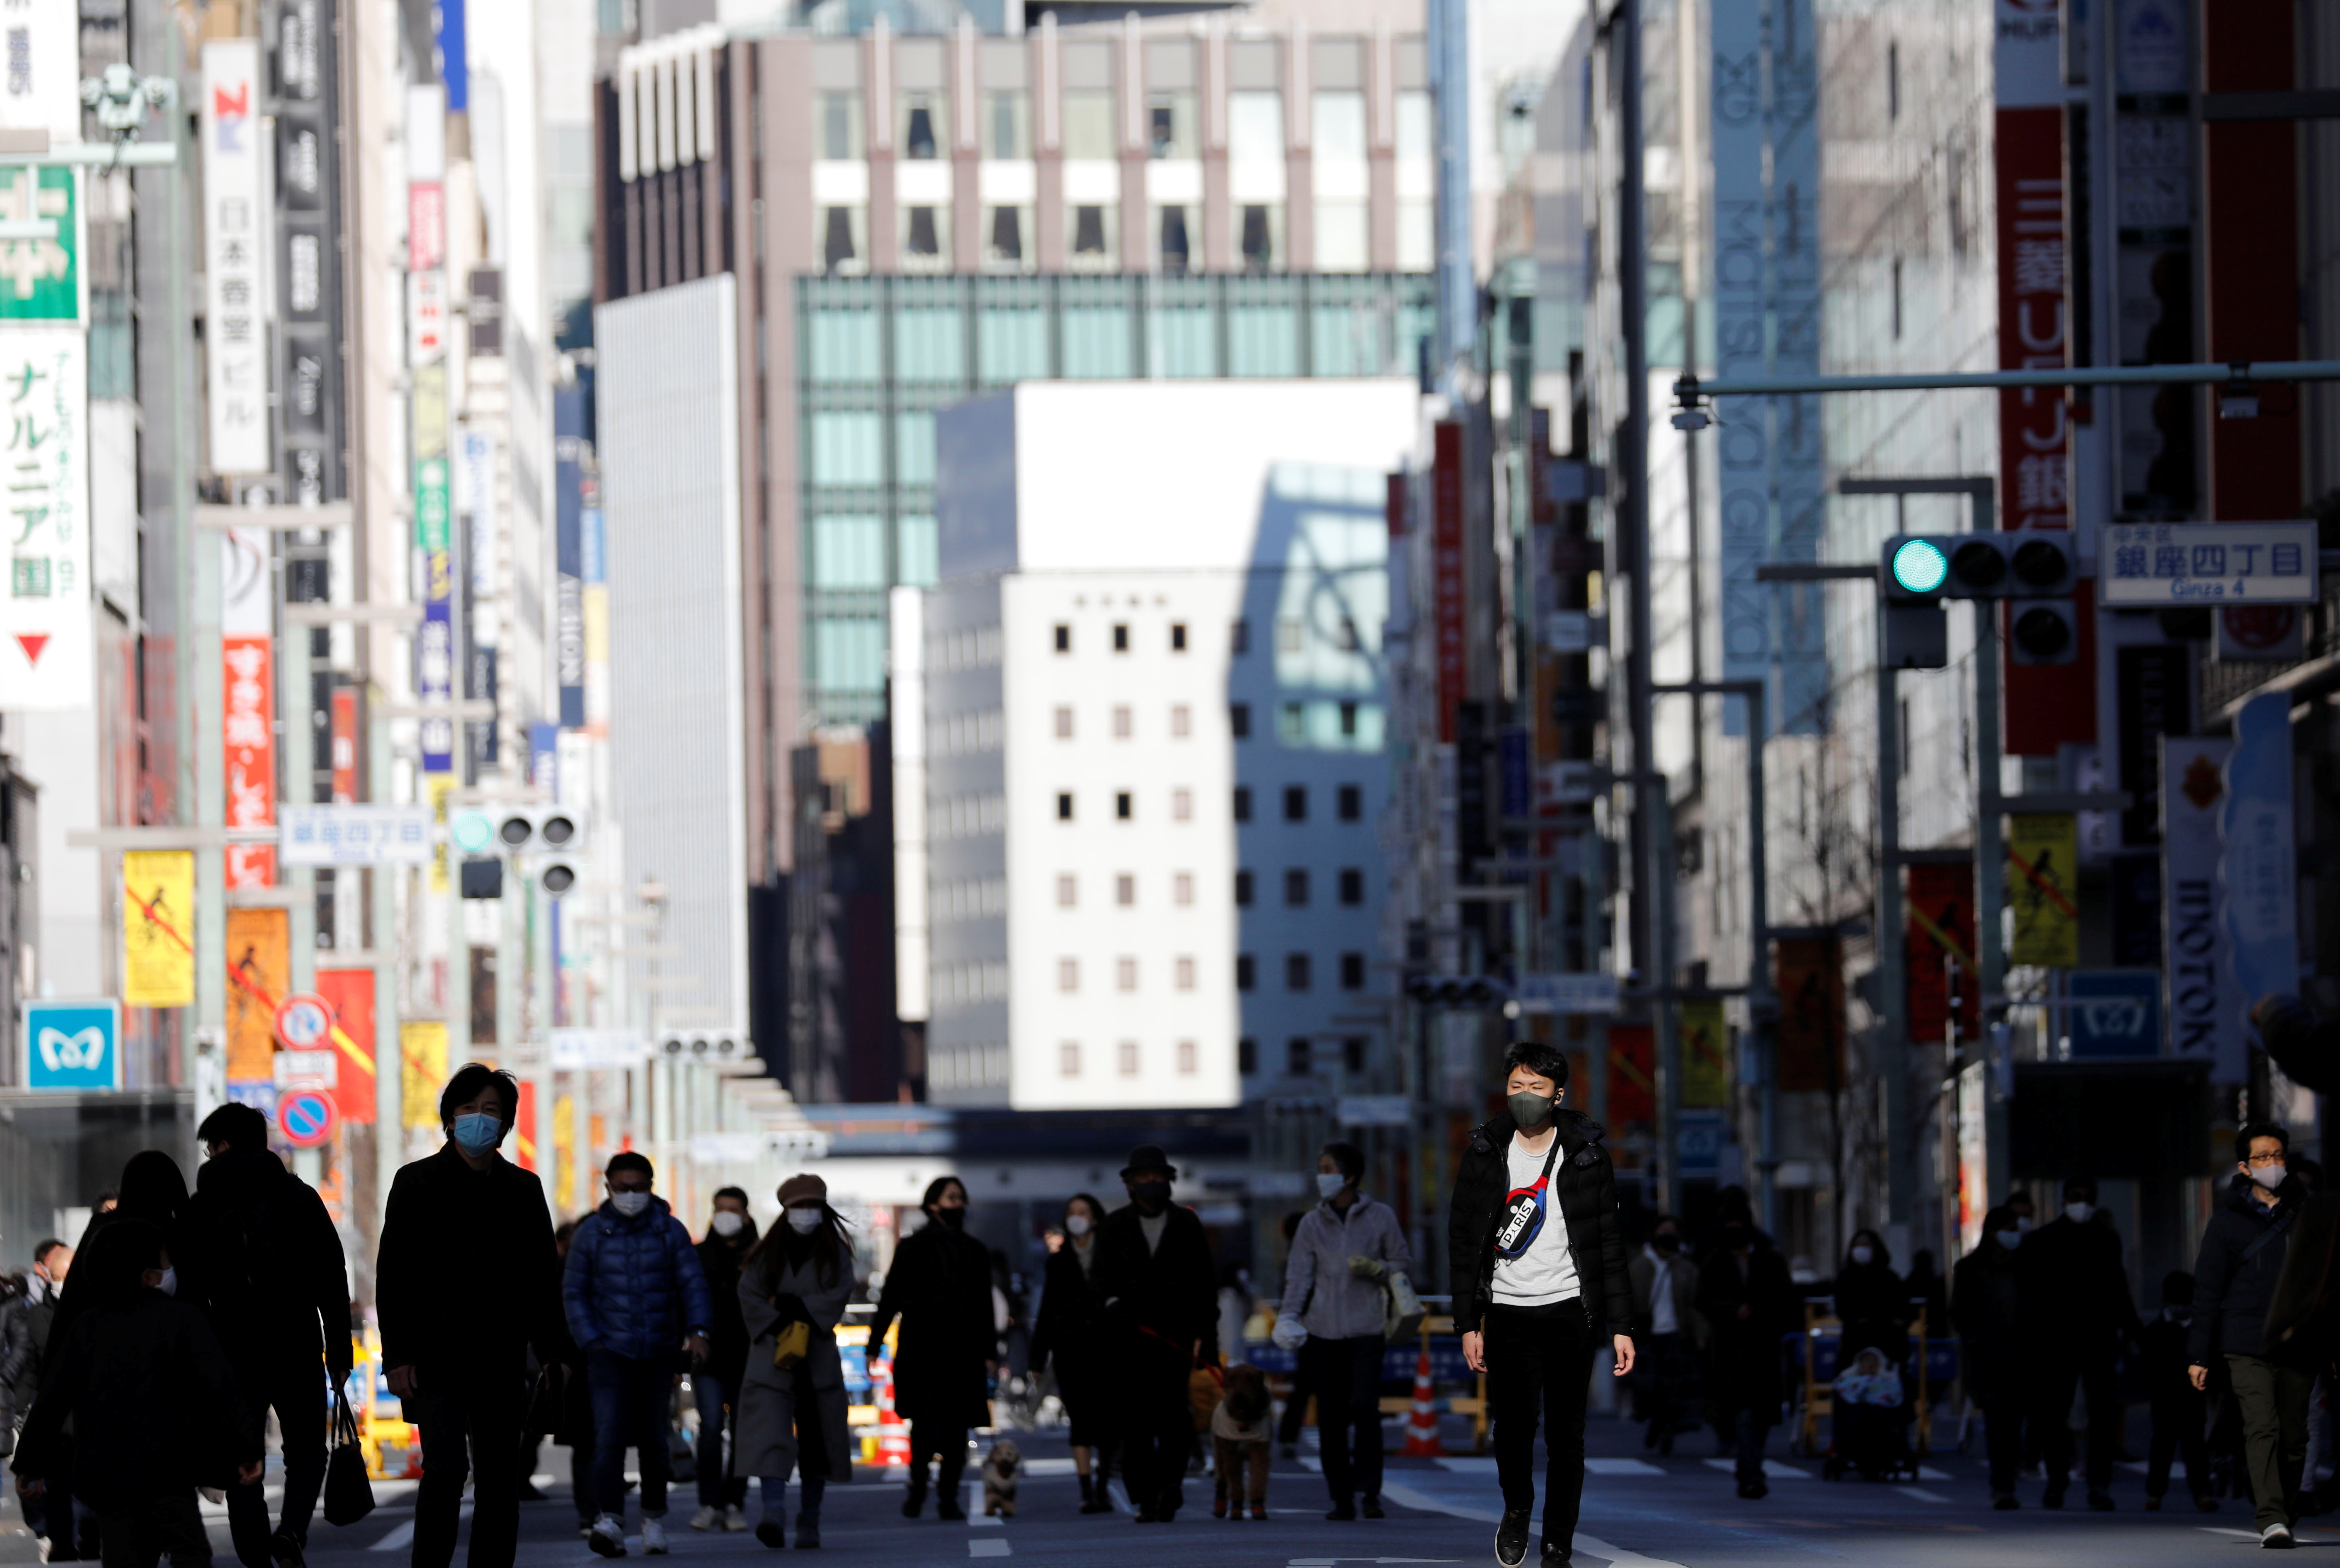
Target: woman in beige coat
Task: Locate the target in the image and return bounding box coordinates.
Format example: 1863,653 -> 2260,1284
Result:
730,1175 -> 856,1549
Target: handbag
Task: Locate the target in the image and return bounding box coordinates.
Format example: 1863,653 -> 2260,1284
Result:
1382,1268 -> 1426,1343
322,1387 -> 376,1527
771,1319 -> 812,1372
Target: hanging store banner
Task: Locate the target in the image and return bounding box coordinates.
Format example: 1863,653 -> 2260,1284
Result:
400,1020 -> 448,1129
2115,642 -> 2192,848
221,522 -> 276,887
1431,422 -> 1465,745
122,849 -> 196,1007
555,387 -> 587,728
275,0 -> 346,506
0,327 -> 88,709
1606,1023 -> 1654,1126
1679,997 -> 1729,1109
2222,692 -> 2299,1025
0,0 -> 85,146
2006,813 -> 2080,968
202,40 -> 269,476
315,966 -> 376,1124
224,905 -> 289,1082
1711,0 -> 1767,721
1775,936 -> 1844,1092
1906,859 -> 1978,1043
0,165 -> 84,324
581,501 -> 609,732
2162,735 -> 2242,1080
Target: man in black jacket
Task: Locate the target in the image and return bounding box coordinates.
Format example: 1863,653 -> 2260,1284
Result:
377,1065 -> 565,1568
3,1239 -> 71,1558
1091,1144 -> 1217,1524
1448,1041 -> 1635,1568
191,1102 -> 351,1568
2020,1175 -> 2142,1510
2190,1122 -> 2313,1547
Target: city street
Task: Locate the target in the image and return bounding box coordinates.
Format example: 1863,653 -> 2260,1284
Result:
0,1418 -> 2271,1568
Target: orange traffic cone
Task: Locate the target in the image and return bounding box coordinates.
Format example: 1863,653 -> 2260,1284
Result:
1401,1348 -> 1444,1457
874,1354 -> 910,1468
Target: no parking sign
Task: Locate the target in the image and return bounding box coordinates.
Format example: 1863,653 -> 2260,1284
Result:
274,992 -> 333,1051
277,1088 -> 338,1148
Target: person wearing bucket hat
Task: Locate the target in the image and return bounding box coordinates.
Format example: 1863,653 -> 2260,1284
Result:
1092,1146 -> 1218,1523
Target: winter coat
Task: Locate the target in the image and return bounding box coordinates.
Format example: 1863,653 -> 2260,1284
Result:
2021,1210 -> 2141,1355
1029,1240 -> 1108,1424
1280,1195 -> 1412,1341
1092,1202 -> 1220,1369
189,1146 -> 352,1379
1833,1258 -> 1912,1361
2191,1172 -> 2310,1366
2261,1191 -> 2340,1362
2139,1311 -> 2199,1406
729,1242 -> 855,1484
0,1282 -> 56,1414
377,1144 -> 564,1377
695,1229 -> 758,1392
1950,1243 -> 2024,1406
870,1219 -> 995,1431
1445,1108 -> 1633,1338
1694,1241 -> 1796,1412
563,1195 -> 714,1363
1626,1247 -> 1703,1344
12,1291 -> 257,1512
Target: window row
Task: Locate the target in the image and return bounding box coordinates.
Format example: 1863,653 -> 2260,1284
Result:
1054,783 -> 1366,822
1050,616 -> 1370,657
1233,867 -> 1368,907
936,961 -> 1009,1006
1052,620 -> 1191,654
1055,871 -> 1198,907
819,200 -> 1399,278
1058,1038 -> 1201,1079
928,624 -> 1002,671
817,87 -> 1433,169
933,876 -> 1007,923
1054,703 -> 1194,740
1232,699 -> 1379,744
1051,868 -> 1365,909
1233,952 -> 1370,991
1237,1035 -> 1370,1077
932,793 -> 1005,840
1054,955 -> 1210,992
930,709 -> 1004,758
932,1041 -> 1008,1090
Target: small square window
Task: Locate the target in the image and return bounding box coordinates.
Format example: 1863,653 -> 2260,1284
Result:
1054,623 -> 1071,653
1279,703 -> 1305,742
1287,1036 -> 1313,1075
1278,618 -> 1304,653
1284,786 -> 1307,822
1058,957 -> 1080,992
1057,792 -> 1074,821
1061,1041 -> 1082,1076
1236,954 -> 1256,990
1231,618 -> 1250,654
1177,1038 -> 1197,1074
1118,1039 -> 1140,1075
1054,705 -> 1074,738
1235,869 -> 1254,906
1116,873 -> 1135,906
1175,955 -> 1196,990
1171,704 -> 1191,738
1339,867 -> 1364,905
1339,701 -> 1358,737
1230,703 -> 1251,739
1233,787 -> 1253,822
1115,791 -> 1133,820
1286,952 -> 1312,991
1340,952 -> 1366,989
1112,623 -> 1130,652
1173,788 -> 1192,821
1238,1036 -> 1258,1074
1117,956 -> 1137,991
1170,622 -> 1188,651
1113,705 -> 1133,738
1057,874 -> 1077,907
1343,1035 -> 1366,1073
1338,784 -> 1362,821
1174,871 -> 1194,905
1284,868 -> 1310,907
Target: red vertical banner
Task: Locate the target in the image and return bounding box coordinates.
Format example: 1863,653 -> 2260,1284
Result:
224,634 -> 276,887
1905,861 -> 1978,1045
316,967 -> 377,1124
515,1080 -> 539,1172
1432,422 -> 1466,745
330,687 -> 359,803
1775,936 -> 1844,1092
1606,1024 -> 1654,1125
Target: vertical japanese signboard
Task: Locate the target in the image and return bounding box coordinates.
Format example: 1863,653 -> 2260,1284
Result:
0,0 -> 83,144
222,524 -> 276,887
275,0 -> 345,506
0,165 -> 83,324
1906,860 -> 1977,1044
203,40 -> 269,476
408,83 -> 453,775
555,387 -> 588,728
2162,736 -> 2242,1081
0,329 -> 88,708
1431,422 -> 1465,745
2222,693 -> 2298,1036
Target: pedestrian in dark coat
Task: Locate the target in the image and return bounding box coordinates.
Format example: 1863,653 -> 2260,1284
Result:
1951,1207 -> 2027,1507
375,1065 -> 565,1568
1448,1041 -> 1635,1567
56,1152 -> 204,1350
12,1219 -> 262,1568
686,1187 -> 757,1530
2190,1123 -> 2314,1545
1028,1194 -> 1113,1512
1625,1216 -> 1702,1456
1092,1146 -> 1220,1524
1831,1229 -> 1911,1365
731,1175 -> 857,1550
870,1177 -> 995,1521
189,1102 -> 351,1568
1694,1211 -> 1795,1499
2021,1175 -> 2141,1509
565,1152 -> 713,1556
2141,1270 -> 2216,1512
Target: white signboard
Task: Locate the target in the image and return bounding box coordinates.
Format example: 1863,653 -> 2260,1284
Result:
278,803 -> 437,865
550,1028 -> 654,1069
0,327 -> 87,709
272,1048 -> 339,1089
2102,522 -> 2318,606
1513,972 -> 1621,1015
0,0 -> 85,146
202,40 -> 270,476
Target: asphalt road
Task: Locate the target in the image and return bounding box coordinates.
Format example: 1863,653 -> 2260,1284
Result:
0,1417 -> 2286,1568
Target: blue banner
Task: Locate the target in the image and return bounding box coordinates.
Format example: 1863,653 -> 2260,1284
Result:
2222,692 -> 2299,1029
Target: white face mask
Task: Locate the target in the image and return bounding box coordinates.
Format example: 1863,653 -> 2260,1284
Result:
1994,1230 -> 2023,1252
156,1266 -> 178,1298
610,1190 -> 652,1218
2016,1215 -> 2034,1233
1849,1245 -> 1874,1266
710,1211 -> 746,1237
1064,1214 -> 1092,1237
2065,1202 -> 2093,1224
2251,1163 -> 2288,1191
786,1207 -> 825,1234
1317,1173 -> 1349,1201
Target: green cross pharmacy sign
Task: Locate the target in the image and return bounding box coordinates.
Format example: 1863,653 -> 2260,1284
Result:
0,167 -> 83,325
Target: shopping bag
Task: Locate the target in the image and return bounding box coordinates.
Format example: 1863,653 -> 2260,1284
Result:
323,1387 -> 376,1526
1382,1268 -> 1426,1343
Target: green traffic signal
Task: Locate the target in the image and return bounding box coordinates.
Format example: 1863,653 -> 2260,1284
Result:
1891,537 -> 1950,596
449,809 -> 496,855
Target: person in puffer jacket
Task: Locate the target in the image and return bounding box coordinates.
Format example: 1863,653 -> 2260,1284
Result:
565,1152 -> 713,1558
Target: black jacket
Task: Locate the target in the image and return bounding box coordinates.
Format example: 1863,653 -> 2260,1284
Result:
1092,1202 -> 1219,1366
376,1145 -> 563,1377
1949,1243 -> 2024,1405
0,1285 -> 56,1413
870,1219 -> 995,1430
1029,1241 -> 1105,1375
2021,1210 -> 2142,1352
1445,1108 -> 1632,1337
1695,1241 -> 1797,1407
2139,1312 -> 2199,1404
2191,1173 -> 2309,1366
12,1291 -> 257,1511
695,1228 -> 757,1390
189,1147 -> 351,1378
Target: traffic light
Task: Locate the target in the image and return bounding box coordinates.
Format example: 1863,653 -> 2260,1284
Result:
448,806 -> 584,894
492,807 -> 583,852
658,1031 -> 752,1066
2007,600 -> 2079,665
1881,534 -> 2079,665
1403,975 -> 1509,1010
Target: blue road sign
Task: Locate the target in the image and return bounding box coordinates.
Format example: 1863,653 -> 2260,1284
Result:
25,999 -> 122,1091
2068,969 -> 2163,1060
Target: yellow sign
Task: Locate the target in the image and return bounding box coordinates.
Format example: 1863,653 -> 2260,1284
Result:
427,776 -> 453,892
554,1092 -> 576,1217
122,850 -> 195,1007
400,1021 -> 448,1129
1680,998 -> 1730,1108
225,907 -> 290,1081
2007,813 -> 2080,969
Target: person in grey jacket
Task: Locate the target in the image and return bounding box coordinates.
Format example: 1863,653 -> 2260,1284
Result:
731,1175 -> 856,1551
1277,1141 -> 1411,1520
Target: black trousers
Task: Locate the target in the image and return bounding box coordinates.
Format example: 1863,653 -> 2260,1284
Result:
2035,1351 -> 2120,1493
1485,1301 -> 1592,1554
1277,1351 -> 1317,1445
1975,1394 -> 2024,1495
1303,1335 -> 1387,1504
226,1353 -> 330,1568
407,1371 -> 526,1568
908,1422 -> 969,1500
2148,1391 -> 2211,1499
1116,1342 -> 1199,1518
97,1493 -> 210,1568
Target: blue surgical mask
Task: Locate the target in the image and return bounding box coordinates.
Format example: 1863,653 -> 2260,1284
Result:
451,1113 -> 506,1155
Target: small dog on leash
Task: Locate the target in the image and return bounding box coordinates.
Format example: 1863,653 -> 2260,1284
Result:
1211,1363 -> 1274,1520
980,1437 -> 1021,1518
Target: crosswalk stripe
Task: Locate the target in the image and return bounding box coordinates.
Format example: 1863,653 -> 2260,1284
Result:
368,1520 -> 416,1553
968,1539 -> 1012,1558
1893,1487 -> 1950,1503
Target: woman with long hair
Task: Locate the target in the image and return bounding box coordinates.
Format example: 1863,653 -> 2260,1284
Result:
1030,1193 -> 1113,1512
869,1177 -> 994,1520
731,1176 -> 856,1549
